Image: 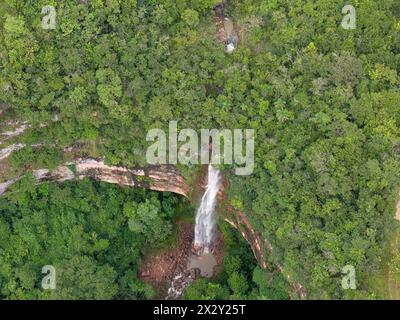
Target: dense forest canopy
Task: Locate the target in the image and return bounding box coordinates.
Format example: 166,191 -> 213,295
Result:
0,178 -> 184,299
0,0 -> 400,299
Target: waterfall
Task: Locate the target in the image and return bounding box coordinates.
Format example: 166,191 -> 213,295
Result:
167,165 -> 220,299
194,164 -> 221,253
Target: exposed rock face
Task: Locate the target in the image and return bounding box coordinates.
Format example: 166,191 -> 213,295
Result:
33,166 -> 76,182
0,158 -> 190,198
0,123 -> 29,143
0,177 -> 20,195
224,205 -> 269,269
0,122 -> 29,161
224,205 -> 307,299
0,143 -> 25,161
0,117 -> 57,147
0,127 -> 188,197
75,159 -> 189,197
0,142 -> 48,161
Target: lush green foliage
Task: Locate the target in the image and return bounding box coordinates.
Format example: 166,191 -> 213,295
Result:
390,251 -> 400,283
0,179 -> 181,299
184,222 -> 289,300
226,0 -> 400,299
1,0 -> 400,299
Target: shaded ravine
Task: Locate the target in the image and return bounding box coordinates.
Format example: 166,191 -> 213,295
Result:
0,151 -> 307,298
0,143 -> 307,299
224,205 -> 307,299
0,114 -> 307,296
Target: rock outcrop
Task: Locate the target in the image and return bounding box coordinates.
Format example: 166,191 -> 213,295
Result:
224,205 -> 307,299
0,158 -> 189,198
0,122 -> 29,144
224,205 -> 269,269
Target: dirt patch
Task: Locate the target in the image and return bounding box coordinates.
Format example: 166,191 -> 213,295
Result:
139,222 -> 225,299
214,15 -> 228,43
213,2 -> 239,52
214,15 -> 239,45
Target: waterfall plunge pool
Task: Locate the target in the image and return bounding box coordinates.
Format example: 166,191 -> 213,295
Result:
187,252 -> 217,278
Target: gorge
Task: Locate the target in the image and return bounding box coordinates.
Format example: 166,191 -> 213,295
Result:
0,133 -> 306,298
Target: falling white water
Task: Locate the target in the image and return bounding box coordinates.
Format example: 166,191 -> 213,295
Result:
194,164 -> 221,253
